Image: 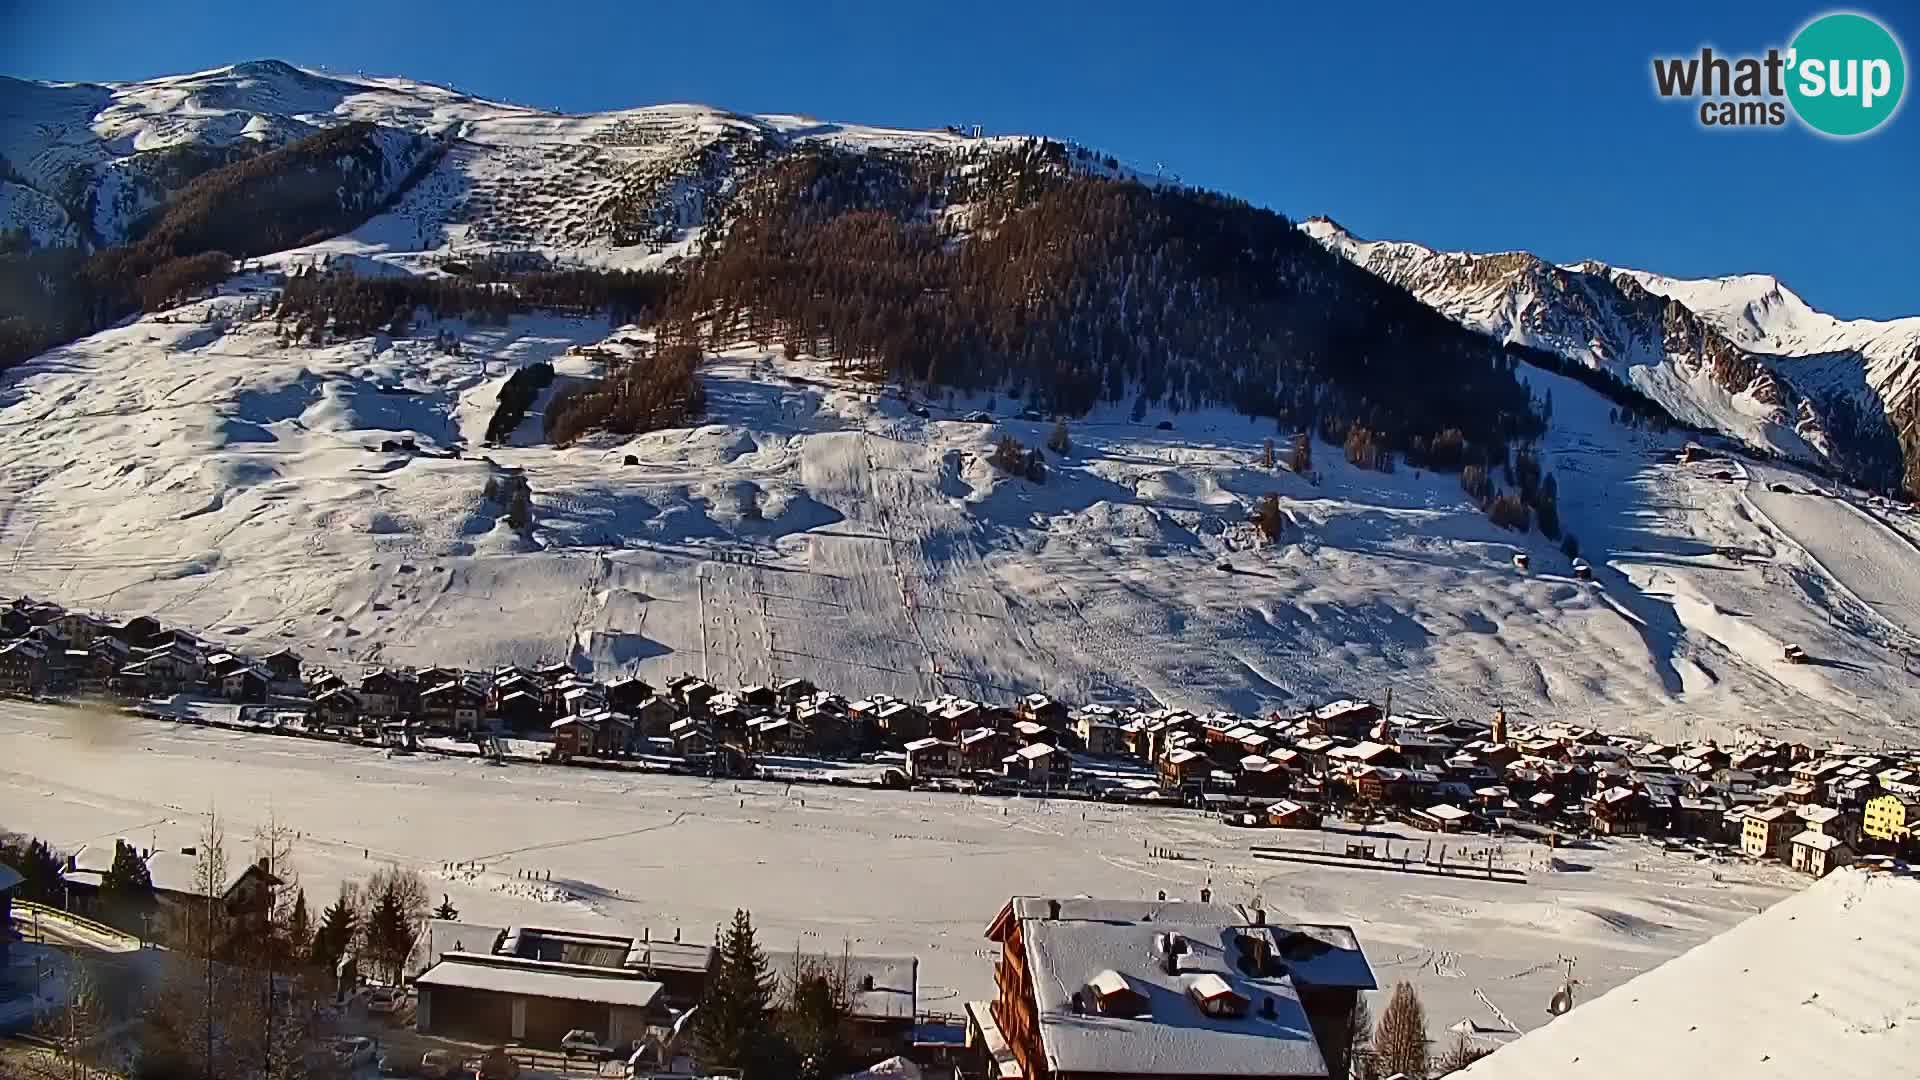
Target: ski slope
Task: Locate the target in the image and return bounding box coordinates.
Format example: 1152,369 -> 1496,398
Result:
3,278 -> 1918,744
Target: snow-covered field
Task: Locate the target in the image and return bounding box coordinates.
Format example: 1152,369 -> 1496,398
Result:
0,699 -> 1796,1035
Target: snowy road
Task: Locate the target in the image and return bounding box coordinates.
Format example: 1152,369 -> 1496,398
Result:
0,700 -> 1796,1034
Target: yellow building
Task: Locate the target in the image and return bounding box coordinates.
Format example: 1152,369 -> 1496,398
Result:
1863,794 -> 1915,844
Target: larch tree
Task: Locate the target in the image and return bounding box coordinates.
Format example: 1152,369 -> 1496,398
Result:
1374,981 -> 1430,1079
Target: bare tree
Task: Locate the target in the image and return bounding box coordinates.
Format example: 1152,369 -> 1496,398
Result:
1346,992 -> 1378,1080
1373,981 -> 1429,1079
1436,1031 -> 1494,1075
27,957 -> 110,1080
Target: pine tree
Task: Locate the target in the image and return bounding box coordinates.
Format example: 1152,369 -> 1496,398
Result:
783,963 -> 846,1080
286,888 -> 313,963
312,887 -> 358,973
1374,981 -> 1429,1079
696,909 -> 779,1076
1347,993 -> 1379,1080
100,840 -> 155,933
365,885 -> 416,984
432,895 -> 460,920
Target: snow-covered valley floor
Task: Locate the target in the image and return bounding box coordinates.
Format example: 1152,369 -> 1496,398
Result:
2,284 -> 1917,744
0,699 -> 1796,1035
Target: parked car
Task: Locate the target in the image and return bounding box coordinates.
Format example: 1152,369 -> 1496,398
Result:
560,1030 -> 618,1059
907,404 -> 931,418
366,986 -> 405,1014
1156,420 -> 1174,430
964,411 -> 993,423
419,1049 -> 459,1079
333,1037 -> 377,1070
377,1051 -> 418,1076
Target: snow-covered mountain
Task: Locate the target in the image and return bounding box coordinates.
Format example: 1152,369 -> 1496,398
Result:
1301,218 -> 1914,492
0,59 -> 1104,261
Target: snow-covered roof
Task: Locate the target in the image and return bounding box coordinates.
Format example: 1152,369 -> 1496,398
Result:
1424,803 -> 1471,822
1015,911 -> 1329,1077
1789,830 -> 1847,852
846,954 -> 919,1021
1457,868 -> 1920,1080
417,954 -> 663,1008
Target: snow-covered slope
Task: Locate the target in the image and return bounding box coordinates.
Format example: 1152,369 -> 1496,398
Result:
4,275 -> 1918,744
1301,218 -> 1914,490
0,60 -> 1093,260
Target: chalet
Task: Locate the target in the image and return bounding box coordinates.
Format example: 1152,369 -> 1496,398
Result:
1309,699 -> 1380,740
135,643 -> 201,692
252,648 -> 300,689
631,695 -> 678,739
1328,741 -> 1402,770
1788,830 -> 1853,878
1004,743 -> 1070,789
1796,804 -> 1859,847
871,700 -> 924,742
960,727 -> 1004,772
496,690 -> 547,733
975,896 -> 1376,1080
1159,747 -> 1209,791
706,693 -> 747,735
52,612 -> 109,649
1589,786 -> 1645,836
221,666 -> 269,704
313,687 -> 362,725
358,669 -> 412,718
203,652 -> 246,686
738,684 -> 777,714
1293,735 -> 1337,777
1414,803 -> 1472,833
0,639 -> 50,694
667,675 -> 716,716
1742,806 -> 1796,860
1265,801 -> 1321,830
606,676 -> 653,713
905,738 -> 958,780
775,677 -> 816,705
669,718 -> 711,757
62,840 -> 279,924
747,715 -> 801,754
1016,693 -> 1067,731
109,615 -> 162,646
1237,756 -> 1290,798
551,715 -> 600,757
422,680 -> 487,732
1071,707 -> 1125,756
779,950 -> 919,1067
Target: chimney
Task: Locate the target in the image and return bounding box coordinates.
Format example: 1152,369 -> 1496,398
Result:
1199,887 -> 1212,904
861,973 -> 875,992
1070,991 -> 1084,1014
1157,890 -> 1167,902
1252,908 -> 1265,926
642,927 -> 650,943
257,856 -> 270,873
673,927 -> 681,943
1261,995 -> 1278,1019
1047,899 -> 1061,921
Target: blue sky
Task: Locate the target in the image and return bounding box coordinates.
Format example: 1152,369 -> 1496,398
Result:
5,0 -> 1916,318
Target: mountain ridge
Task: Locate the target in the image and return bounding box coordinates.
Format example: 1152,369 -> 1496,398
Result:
1301,216 -> 1916,495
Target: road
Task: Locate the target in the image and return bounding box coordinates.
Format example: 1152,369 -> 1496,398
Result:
10,901 -> 143,954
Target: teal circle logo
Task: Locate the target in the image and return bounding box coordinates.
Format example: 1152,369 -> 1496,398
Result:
1787,13 -> 1906,136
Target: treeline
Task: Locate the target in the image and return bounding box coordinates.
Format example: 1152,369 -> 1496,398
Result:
661,146 -> 1546,458
272,263 -> 677,343
487,361 -> 556,443
545,344 -> 706,446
